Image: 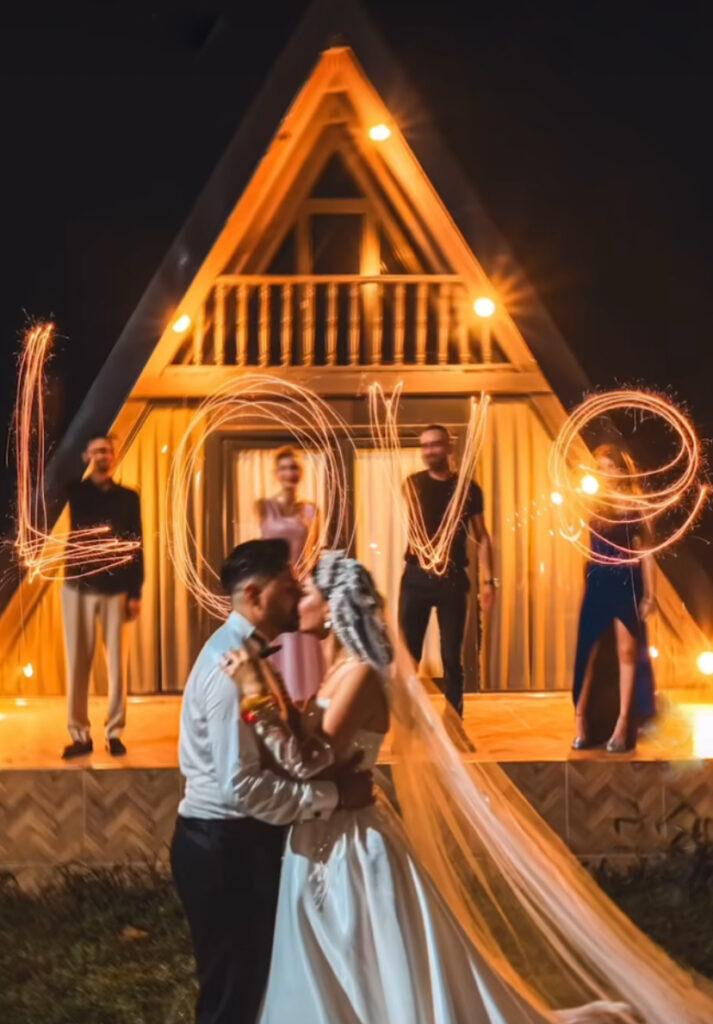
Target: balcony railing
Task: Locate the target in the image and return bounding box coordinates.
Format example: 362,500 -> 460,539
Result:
175,275 -> 501,369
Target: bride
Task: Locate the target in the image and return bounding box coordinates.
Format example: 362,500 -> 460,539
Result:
231,551 -> 713,1024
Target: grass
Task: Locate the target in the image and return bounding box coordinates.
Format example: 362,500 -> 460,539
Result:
0,865 -> 196,1024
1,848 -> 713,1024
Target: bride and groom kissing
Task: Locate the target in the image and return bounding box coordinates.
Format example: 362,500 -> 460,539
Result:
170,538 -> 639,1024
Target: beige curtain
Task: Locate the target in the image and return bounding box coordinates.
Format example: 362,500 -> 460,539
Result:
478,400 -> 586,689
355,448 -> 448,681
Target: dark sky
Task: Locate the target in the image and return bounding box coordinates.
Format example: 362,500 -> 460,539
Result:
1,0 -> 713,553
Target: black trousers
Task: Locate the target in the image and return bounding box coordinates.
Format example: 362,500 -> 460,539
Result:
398,565 -> 470,716
170,815 -> 285,1024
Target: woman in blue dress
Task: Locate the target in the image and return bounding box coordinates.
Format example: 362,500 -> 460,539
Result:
572,444 -> 657,752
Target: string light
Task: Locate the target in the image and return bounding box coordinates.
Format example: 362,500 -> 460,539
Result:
549,389 -> 708,565
697,651 -> 713,676
368,382 -> 490,575
368,124 -> 391,141
166,375 -> 355,620
473,297 -> 496,319
172,314 -> 191,334
13,324 -> 140,582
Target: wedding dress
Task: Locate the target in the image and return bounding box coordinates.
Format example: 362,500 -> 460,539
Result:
259,692 -> 627,1024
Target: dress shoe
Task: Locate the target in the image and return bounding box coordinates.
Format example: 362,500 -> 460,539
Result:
61,739 -> 93,760
106,737 -> 127,757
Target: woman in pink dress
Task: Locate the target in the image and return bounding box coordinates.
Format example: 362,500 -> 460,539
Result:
256,447 -> 325,702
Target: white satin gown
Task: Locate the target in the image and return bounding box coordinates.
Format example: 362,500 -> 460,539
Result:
259,699 -> 559,1024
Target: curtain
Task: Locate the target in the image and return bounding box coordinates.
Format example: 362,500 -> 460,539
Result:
355,448 -> 449,681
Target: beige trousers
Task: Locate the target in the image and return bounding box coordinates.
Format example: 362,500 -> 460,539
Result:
61,585 -> 128,742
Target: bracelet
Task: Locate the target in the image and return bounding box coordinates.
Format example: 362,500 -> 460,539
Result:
483,578 -> 498,587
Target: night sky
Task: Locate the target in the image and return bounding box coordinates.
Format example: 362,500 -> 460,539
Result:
2,1 -> 713,563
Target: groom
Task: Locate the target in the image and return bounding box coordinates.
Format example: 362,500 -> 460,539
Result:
171,538 -> 373,1024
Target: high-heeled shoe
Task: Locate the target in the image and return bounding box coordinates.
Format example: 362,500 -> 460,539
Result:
606,717 -> 633,753
572,714 -> 590,750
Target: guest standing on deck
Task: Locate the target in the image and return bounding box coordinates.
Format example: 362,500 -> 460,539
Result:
61,434 -> 143,760
398,424 -> 495,717
257,447 -> 325,702
572,444 -> 657,753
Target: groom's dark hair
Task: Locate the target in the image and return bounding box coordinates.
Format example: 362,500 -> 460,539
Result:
220,538 -> 291,595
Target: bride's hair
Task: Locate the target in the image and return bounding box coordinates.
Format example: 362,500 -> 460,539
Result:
313,551 -> 393,669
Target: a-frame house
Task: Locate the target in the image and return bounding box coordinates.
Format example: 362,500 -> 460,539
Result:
0,0 -> 706,697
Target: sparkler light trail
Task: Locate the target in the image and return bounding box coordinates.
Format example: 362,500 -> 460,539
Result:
368,382 -> 490,575
549,389 -> 708,564
14,323 -> 140,582
167,375 -> 354,620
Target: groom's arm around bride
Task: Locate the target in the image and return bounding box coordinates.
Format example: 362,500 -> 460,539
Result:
171,538 -> 372,1024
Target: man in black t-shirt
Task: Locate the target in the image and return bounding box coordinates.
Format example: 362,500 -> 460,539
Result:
60,435 -> 144,760
398,424 -> 495,716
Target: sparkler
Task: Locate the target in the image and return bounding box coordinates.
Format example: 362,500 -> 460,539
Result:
14,323 -> 140,581
549,389 -> 708,564
167,375 -> 355,619
368,383 -> 490,575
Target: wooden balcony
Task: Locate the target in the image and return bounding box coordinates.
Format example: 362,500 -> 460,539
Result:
173,275 -> 503,369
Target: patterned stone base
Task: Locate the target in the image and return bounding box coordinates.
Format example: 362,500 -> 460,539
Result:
0,768 -> 181,886
2,692 -> 711,883
2,758 -> 712,885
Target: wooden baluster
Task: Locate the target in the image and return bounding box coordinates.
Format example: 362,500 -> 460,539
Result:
326,282 -> 337,366
236,284 -> 248,366
349,282 -> 360,365
416,282 -> 427,364
281,283 -> 292,366
481,322 -> 493,363
438,283 -> 449,365
214,283 -> 226,365
193,303 -> 205,366
456,286 -> 468,364
302,283 -> 315,366
394,282 -> 405,365
373,282 -> 383,364
259,284 -> 269,366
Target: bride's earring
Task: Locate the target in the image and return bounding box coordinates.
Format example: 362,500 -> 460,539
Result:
324,617 -> 332,632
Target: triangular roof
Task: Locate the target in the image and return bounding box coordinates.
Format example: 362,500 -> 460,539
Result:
42,0 -> 587,497
2,0 -> 711,631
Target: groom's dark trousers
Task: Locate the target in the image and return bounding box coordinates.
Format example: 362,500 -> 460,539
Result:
171,815 -> 285,1024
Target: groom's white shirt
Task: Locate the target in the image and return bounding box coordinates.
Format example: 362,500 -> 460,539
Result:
178,611 -> 338,822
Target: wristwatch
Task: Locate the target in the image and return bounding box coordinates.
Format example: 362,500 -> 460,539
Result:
483,579 -> 498,587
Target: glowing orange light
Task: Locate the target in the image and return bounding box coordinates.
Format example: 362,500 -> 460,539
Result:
172,314 -> 191,334
369,384 -> 490,576
167,376 -> 355,619
549,389 -> 708,565
649,645 -> 659,659
13,324 -> 140,582
697,651 -> 713,676
22,663 -> 34,678
691,707 -> 713,757
550,491 -> 564,506
368,123 -> 391,141
473,297 -> 496,319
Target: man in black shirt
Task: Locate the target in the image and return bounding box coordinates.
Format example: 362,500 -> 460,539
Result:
398,424 -> 495,716
60,435 -> 144,759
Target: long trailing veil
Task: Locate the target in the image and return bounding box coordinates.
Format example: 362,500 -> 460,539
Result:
388,646 -> 713,1023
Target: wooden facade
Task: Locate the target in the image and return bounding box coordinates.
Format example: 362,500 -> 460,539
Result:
0,32 -> 706,698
